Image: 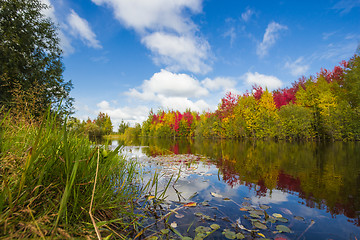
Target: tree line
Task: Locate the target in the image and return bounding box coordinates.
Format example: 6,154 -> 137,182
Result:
139,53 -> 360,141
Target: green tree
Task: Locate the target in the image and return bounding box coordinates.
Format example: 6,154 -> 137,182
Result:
0,0 -> 73,116
118,120 -> 130,134
95,112 -> 113,135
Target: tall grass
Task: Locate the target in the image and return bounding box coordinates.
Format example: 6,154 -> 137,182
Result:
0,109 -> 146,239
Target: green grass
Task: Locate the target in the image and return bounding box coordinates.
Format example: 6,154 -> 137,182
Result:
0,109 -> 149,239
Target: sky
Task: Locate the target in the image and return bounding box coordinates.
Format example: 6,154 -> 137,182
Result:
40,0 -> 360,129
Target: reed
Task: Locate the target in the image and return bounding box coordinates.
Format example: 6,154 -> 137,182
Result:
0,109 -> 149,239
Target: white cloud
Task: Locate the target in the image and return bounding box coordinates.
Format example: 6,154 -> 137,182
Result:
202,77 -> 237,92
244,72 -> 283,90
96,101 -> 149,127
241,8 -> 254,22
92,0 -> 211,74
127,69 -> 208,100
67,9 -> 102,49
158,96 -> 210,113
142,32 -> 211,74
257,22 -> 287,58
285,57 -> 310,77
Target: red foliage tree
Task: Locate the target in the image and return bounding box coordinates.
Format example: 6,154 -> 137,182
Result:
215,91 -> 238,119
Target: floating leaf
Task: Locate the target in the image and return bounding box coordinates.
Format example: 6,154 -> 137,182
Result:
272,213 -> 283,218
203,215 -> 215,221
257,232 -> 266,238
175,214 -> 184,218
182,237 -> 192,240
277,217 -> 288,223
201,201 -> 210,206
236,233 -> 245,239
260,204 -> 270,210
210,224 -> 220,230
254,222 -> 267,230
294,216 -> 304,221
242,202 -> 251,206
147,196 -> 155,200
223,230 -> 236,239
170,222 -> 177,228
250,213 -> 261,219
184,202 -> 197,207
160,229 -> 170,234
276,225 -> 291,233
250,210 -> 265,216
240,208 -> 249,211
195,226 -> 211,233
195,212 -> 203,217
266,216 -> 277,223
210,192 -> 223,198
243,197 -> 251,201
223,197 -> 231,201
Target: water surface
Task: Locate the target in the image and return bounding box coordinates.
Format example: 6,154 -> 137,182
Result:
112,138 -> 360,239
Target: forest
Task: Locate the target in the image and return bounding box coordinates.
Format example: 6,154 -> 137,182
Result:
139,54 -> 360,141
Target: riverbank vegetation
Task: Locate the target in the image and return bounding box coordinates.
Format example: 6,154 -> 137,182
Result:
0,109 -> 148,239
141,53 -> 360,141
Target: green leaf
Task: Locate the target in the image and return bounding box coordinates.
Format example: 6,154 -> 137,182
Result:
223,230 -> 236,239
253,222 -> 267,230
236,233 -> 245,239
210,224 -> 220,230
276,225 -> 292,233
161,229 -> 170,234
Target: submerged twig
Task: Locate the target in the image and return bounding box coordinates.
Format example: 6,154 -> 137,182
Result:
89,148 -> 102,240
296,220 -> 315,240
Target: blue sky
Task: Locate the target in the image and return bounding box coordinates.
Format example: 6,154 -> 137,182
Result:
41,0 -> 360,129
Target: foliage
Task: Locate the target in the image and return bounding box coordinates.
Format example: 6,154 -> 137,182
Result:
118,119 -> 130,134
140,53 -> 360,141
0,109 -> 145,238
0,0 -> 73,116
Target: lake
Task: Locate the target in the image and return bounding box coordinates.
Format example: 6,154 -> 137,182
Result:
109,138 -> 360,240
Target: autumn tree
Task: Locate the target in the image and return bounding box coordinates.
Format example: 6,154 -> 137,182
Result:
0,0 -> 73,116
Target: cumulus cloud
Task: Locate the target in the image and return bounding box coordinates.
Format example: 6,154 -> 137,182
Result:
244,72 -> 283,90
96,100 -> 149,127
202,77 -> 236,92
125,70 -> 216,113
127,69 -> 208,100
142,32 -> 211,74
257,22 -> 287,58
92,0 -> 211,74
285,57 -> 310,77
67,10 -> 102,49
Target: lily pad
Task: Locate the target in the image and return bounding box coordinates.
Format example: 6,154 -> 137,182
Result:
253,222 -> 267,230
276,225 -> 292,233
160,229 -> 170,234
195,226 -> 211,233
272,213 -> 283,218
222,230 -> 236,239
236,233 -> 245,239
250,210 -> 265,216
210,224 -> 220,230
201,201 -> 210,206
294,216 -> 304,221
260,204 -> 270,210
250,213 -> 261,219
195,212 -> 203,217
277,217 -> 288,223
182,237 -> 192,240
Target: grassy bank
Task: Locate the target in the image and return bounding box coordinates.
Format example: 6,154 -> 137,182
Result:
0,110 -> 146,239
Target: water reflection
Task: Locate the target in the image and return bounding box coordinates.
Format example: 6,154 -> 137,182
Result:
114,137 -> 360,228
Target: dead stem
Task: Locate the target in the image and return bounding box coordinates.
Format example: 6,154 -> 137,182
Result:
89,148 -> 102,240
